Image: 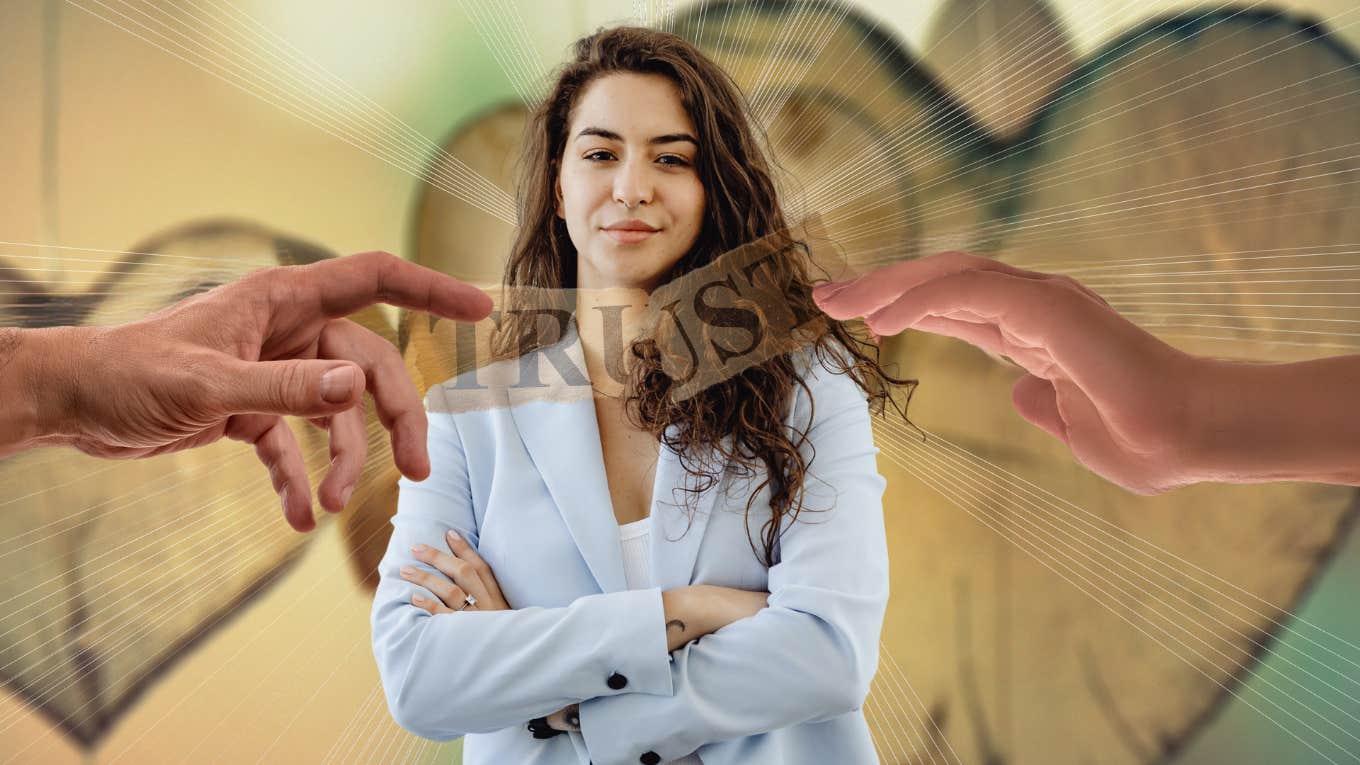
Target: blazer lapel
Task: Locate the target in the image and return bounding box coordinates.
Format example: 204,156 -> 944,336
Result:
649,429 -> 726,591
507,329 -> 628,595
503,321 -> 730,594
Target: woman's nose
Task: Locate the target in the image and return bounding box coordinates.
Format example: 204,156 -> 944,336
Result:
613,159 -> 654,208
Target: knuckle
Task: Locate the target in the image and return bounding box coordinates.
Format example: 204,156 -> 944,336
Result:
232,267 -> 271,296
264,265 -> 307,310
438,557 -> 465,579
929,250 -> 981,272
1051,275 -> 1101,305
245,267 -> 291,309
371,252 -> 401,301
319,317 -> 358,350
1049,282 -> 1089,312
358,250 -> 397,267
1052,274 -> 1083,291
276,361 -> 312,407
327,429 -> 353,462
374,334 -> 404,371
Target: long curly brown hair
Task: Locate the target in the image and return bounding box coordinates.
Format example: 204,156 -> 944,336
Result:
496,26 -> 912,566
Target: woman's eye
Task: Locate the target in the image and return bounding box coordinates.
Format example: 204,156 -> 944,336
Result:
584,150 -> 615,161
658,154 -> 692,167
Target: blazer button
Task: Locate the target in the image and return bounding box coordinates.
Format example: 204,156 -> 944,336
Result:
607,672 -> 628,690
640,752 -> 661,764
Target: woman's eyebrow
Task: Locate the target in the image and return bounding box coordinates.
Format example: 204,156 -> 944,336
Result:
649,133 -> 698,146
574,127 -> 698,146
575,126 -> 622,142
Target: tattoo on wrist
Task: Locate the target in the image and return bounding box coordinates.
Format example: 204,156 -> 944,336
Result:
666,618 -> 686,634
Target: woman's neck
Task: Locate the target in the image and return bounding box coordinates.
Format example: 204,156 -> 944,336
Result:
575,287 -> 649,398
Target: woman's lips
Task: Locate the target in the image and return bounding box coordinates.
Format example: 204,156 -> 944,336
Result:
603,228 -> 659,244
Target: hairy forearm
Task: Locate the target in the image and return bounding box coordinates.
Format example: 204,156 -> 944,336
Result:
0,327 -> 40,457
0,326 -> 89,457
1188,356 -> 1360,486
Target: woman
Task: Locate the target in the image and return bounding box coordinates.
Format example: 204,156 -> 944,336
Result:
372,26 -> 908,765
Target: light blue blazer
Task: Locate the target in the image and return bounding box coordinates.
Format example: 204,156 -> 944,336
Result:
371,332 -> 889,765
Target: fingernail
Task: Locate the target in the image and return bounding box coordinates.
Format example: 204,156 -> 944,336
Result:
411,544 -> 428,554
320,366 -> 356,404
411,594 -> 425,603
400,566 -> 415,576
446,530 -> 460,543
340,485 -> 354,508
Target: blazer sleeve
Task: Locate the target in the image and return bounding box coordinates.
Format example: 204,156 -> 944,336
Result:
371,411 -> 674,741
577,364 -> 890,764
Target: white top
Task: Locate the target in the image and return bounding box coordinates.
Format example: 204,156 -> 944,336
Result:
618,518 -> 704,765
619,517 -> 654,591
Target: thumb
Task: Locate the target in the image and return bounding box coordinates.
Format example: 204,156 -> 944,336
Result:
221,358 -> 366,418
1011,373 -> 1068,444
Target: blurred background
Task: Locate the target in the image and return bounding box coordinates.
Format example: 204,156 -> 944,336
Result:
2,0 -> 1360,762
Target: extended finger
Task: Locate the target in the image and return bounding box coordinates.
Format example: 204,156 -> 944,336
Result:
317,404 -> 367,514
445,529 -> 505,604
412,542 -> 490,604
864,269 -> 1137,390
294,251 -> 493,322
400,563 -> 467,609
910,314 -> 1011,359
863,268 -> 1080,338
227,413 -> 314,532
876,268 -> 1175,412
320,319 -> 429,481
410,593 -> 452,615
913,314 -> 1058,374
813,252 -> 1037,320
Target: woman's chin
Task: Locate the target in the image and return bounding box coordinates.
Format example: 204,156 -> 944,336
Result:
591,274 -> 661,292
580,255 -> 678,292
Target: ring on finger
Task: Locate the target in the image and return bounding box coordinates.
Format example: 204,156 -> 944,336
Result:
456,594 -> 477,611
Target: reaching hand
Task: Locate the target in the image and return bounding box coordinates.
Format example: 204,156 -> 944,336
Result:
11,251 -> 492,530
814,252 -> 1204,494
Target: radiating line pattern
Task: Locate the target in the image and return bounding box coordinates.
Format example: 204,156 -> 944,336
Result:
458,0 -> 548,106
3,0 -> 1359,762
62,0 -> 518,224
870,417 -> 1360,762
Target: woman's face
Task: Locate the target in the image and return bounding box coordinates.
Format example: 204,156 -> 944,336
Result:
557,72 -> 706,292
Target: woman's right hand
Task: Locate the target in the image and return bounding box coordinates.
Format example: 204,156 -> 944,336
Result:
662,585 -> 769,652
403,529 -> 511,613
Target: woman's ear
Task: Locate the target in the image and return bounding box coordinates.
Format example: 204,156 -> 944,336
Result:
554,176 -> 565,220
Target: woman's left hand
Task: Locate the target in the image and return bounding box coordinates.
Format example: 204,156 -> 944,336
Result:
546,704 -> 581,732
401,529 -> 511,613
